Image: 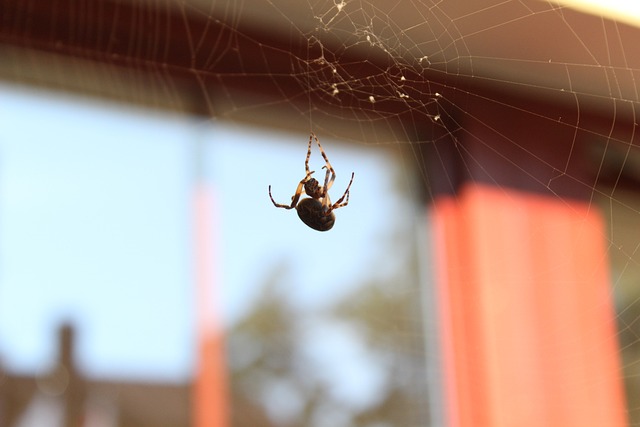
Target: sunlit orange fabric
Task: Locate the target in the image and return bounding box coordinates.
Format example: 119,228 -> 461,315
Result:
193,184 -> 228,427
432,183 -> 626,427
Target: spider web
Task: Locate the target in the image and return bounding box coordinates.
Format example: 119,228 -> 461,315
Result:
1,0 -> 640,426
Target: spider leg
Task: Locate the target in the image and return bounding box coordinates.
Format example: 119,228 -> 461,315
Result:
305,133 -> 313,176
313,133 -> 336,191
322,164 -> 331,199
268,170 -> 315,209
327,172 -> 354,213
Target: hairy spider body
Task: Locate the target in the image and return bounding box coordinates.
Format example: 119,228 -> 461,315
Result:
304,178 -> 322,199
296,198 -> 336,231
268,133 -> 354,232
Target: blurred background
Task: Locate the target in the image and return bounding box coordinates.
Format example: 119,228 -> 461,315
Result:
0,83 -> 429,426
1,1 -> 640,426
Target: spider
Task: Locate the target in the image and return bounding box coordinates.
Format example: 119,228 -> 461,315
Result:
268,133 -> 354,232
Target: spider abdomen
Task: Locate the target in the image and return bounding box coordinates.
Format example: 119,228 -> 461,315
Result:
296,198 -> 335,231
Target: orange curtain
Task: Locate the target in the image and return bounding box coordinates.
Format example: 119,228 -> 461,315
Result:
193,183 -> 228,427
432,183 -> 626,427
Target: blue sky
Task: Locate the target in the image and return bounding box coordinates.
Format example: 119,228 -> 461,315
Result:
0,82 -> 413,382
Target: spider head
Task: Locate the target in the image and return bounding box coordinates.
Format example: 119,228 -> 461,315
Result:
304,177 -> 323,199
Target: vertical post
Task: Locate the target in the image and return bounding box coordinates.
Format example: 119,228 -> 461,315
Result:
59,324 -> 84,427
0,358 -> 5,427
192,135 -> 228,427
426,98 -> 627,426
